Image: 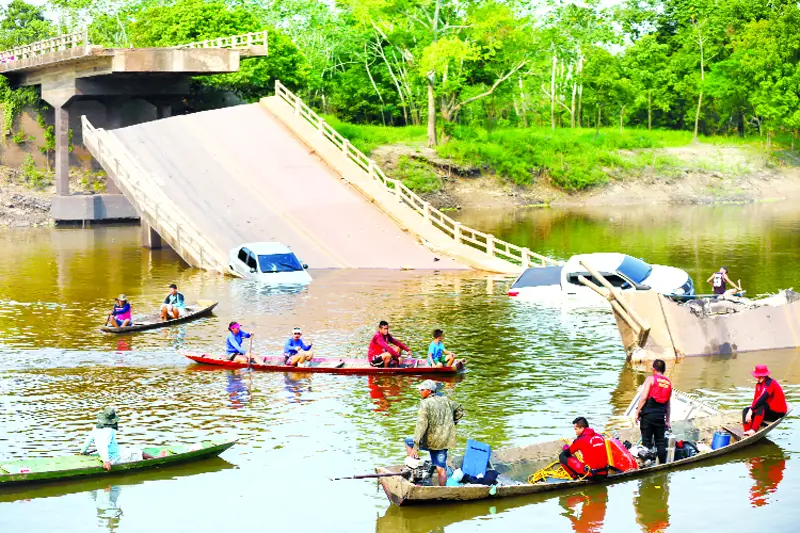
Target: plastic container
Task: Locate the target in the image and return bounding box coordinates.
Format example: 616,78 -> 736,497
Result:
665,432 -> 676,463
462,439 -> 492,477
711,431 -> 731,450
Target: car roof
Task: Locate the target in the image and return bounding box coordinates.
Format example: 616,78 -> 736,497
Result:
238,242 -> 294,255
564,253 -> 628,272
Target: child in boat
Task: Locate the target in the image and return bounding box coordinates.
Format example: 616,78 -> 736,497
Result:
106,295 -> 132,328
284,327 -> 314,367
80,407 -> 163,470
428,329 -> 456,368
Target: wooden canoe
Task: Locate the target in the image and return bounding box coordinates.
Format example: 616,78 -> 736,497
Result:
100,300 -> 218,333
0,438 -> 236,487
376,410 -> 791,506
183,352 -> 466,375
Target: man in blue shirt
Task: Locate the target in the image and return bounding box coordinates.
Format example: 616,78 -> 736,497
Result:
226,322 -> 257,364
284,327 -> 314,366
160,284 -> 186,321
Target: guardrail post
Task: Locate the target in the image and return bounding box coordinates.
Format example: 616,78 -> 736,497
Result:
522,249 -> 531,269
423,203 -> 431,224
486,235 -> 495,256
294,97 -> 301,116
453,222 -> 462,244
318,119 -> 325,136
342,139 -> 350,159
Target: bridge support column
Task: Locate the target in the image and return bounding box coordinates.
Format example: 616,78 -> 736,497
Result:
104,100 -> 126,194
54,105 -> 70,196
156,104 -> 172,119
141,221 -> 163,249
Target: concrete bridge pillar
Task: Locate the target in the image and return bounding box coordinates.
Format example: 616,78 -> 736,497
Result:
54,104 -> 71,196
141,221 -> 163,249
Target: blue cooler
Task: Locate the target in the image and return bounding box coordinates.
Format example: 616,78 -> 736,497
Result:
711,430 -> 731,450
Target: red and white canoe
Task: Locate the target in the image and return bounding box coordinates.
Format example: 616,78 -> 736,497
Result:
182,352 -> 466,375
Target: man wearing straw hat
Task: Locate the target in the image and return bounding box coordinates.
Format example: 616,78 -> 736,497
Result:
80,407 -> 161,470
743,365 -> 787,436
105,295 -> 132,328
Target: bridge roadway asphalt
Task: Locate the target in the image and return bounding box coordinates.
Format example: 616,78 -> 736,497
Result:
110,104 -> 466,270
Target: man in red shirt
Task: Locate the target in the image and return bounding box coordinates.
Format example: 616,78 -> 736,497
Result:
368,321 -> 412,367
559,417 -> 609,480
632,359 -> 672,464
743,365 -> 787,435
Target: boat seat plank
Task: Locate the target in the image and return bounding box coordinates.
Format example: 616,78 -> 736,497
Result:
722,425 -> 745,442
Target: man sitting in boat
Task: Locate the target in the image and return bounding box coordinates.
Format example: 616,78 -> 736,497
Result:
633,359 -> 672,464
405,380 -> 464,486
81,407 -> 162,470
225,322 -> 257,364
160,284 -> 186,321
707,266 -> 741,296
743,365 -> 787,436
368,321 -> 412,368
559,417 -> 609,480
106,295 -> 132,328
284,327 -> 314,367
428,329 -> 456,368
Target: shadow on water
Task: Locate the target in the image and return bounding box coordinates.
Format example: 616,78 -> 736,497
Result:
374,439 -> 787,533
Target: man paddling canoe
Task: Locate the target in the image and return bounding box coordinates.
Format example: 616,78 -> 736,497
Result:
225,322 -> 260,364
369,320 -> 412,368
743,365 -> 787,436
81,407 -> 163,470
105,295 -> 132,328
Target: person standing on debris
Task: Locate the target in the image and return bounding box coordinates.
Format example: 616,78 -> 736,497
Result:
743,365 -> 787,436
405,380 -> 464,486
633,359 -> 672,464
707,266 -> 741,295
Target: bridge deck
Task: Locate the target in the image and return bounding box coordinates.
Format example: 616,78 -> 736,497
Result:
109,104 -> 465,270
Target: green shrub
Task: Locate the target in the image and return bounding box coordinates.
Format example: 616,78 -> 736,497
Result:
22,154 -> 49,189
396,156 -> 441,193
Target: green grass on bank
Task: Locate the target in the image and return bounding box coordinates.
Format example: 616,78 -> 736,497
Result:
324,118 -> 783,192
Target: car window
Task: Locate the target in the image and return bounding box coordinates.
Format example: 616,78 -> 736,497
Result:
247,253 -> 258,270
238,248 -> 248,263
566,273 -> 627,288
618,256 -> 653,284
257,253 -> 304,273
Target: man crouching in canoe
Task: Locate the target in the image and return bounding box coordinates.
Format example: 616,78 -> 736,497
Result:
559,417 -> 610,480
225,322 -> 262,364
81,407 -> 164,470
369,320 -> 412,368
405,380 -> 464,486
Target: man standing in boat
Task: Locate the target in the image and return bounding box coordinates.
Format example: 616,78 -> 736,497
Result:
160,284 -> 186,321
743,365 -> 787,436
706,266 -> 741,296
406,380 -> 464,486
559,417 -> 609,480
368,321 -> 412,367
633,359 -> 672,464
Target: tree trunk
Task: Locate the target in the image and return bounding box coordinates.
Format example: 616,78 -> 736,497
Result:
693,22 -> 705,143
647,91 -> 652,131
594,104 -> 601,139
570,82 -> 577,128
518,76 -> 528,128
550,53 -> 557,130
619,106 -> 625,134
766,130 -> 772,152
426,82 -> 437,147
576,55 -> 583,128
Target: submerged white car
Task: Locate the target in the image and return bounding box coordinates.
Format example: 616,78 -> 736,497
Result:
228,242 -> 312,285
508,253 -> 694,305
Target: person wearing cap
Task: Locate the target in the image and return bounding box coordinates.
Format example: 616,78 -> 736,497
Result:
284,327 -> 314,367
80,407 -> 161,470
160,283 -> 186,321
225,322 -> 258,364
106,295 -> 132,328
405,380 -> 464,486
743,365 -> 787,436
368,320 -> 412,368
707,266 -> 741,296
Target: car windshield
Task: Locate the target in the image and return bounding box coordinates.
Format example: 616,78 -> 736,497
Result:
617,255 -> 653,284
257,253 -> 303,273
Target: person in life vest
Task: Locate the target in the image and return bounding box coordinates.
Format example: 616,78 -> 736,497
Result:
743,365 -> 787,436
633,359 -> 672,464
706,266 -> 741,296
559,417 -> 609,480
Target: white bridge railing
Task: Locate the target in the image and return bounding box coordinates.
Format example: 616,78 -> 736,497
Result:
82,116 -> 230,274
0,29 -> 89,66
176,31 -> 268,52
274,80 -> 558,269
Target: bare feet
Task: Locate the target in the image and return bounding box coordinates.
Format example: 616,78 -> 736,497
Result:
743,429 -> 756,436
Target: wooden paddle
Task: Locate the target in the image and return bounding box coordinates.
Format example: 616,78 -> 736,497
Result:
247,334 -> 254,370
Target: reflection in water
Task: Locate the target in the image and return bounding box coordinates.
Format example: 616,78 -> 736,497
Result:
91,485 -> 123,532
226,370 -> 251,409
634,472 -> 670,533
284,372 -> 313,403
368,376 -> 403,413
748,441 -> 787,508
558,485 -> 608,533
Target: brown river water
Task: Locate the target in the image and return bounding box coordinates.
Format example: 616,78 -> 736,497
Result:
1,202 -> 799,532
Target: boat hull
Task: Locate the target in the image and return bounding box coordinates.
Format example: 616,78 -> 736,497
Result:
377,412 -> 788,506
183,353 -> 465,375
100,301 -> 218,333
0,439 -> 236,487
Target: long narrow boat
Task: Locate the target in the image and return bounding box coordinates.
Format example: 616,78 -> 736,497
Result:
0,438 -> 236,487
100,300 -> 218,333
376,404 -> 791,506
183,352 -> 466,375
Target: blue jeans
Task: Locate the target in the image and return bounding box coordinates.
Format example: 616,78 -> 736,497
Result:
404,437 -> 448,468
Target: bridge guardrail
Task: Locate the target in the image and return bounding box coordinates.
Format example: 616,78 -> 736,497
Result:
0,29 -> 89,65
274,80 -> 558,269
176,31 -> 268,53
81,116 -> 230,274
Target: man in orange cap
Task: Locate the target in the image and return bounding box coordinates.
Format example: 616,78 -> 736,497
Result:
743,365 -> 787,436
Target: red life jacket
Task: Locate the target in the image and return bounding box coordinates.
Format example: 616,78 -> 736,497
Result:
752,378 -> 787,413
569,428 -> 609,471
648,374 -> 672,404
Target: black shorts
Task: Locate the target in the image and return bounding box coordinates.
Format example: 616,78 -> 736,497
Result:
228,354 -> 238,362
369,354 -> 385,367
